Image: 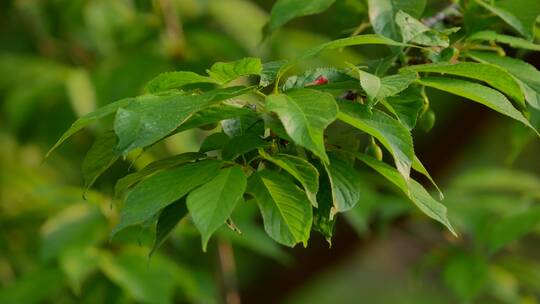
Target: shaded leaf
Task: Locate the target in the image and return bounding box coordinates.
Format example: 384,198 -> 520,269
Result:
487,205 -> 540,253
324,152 -> 362,216
150,199 -> 188,256
114,86 -> 254,155
199,133 -> 230,153
259,149 -> 319,206
266,0 -> 337,33
476,0 -> 540,40
46,97 -> 134,158
368,0 -> 426,40
404,62 -> 525,107
467,30 -> 540,51
383,86 -> 424,130
338,101 -> 414,178
207,57 -> 262,84
176,105 -> 258,133
114,152 -> 204,196
467,51 -> 540,109
247,169 -> 312,247
145,71 -> 217,94
354,153 -> 456,235
187,166 -> 247,251
222,134 -> 268,160
417,76 -> 538,134
82,131 -> 119,192
113,160 -> 222,235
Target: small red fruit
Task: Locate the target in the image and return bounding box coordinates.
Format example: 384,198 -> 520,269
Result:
313,76 -> 329,86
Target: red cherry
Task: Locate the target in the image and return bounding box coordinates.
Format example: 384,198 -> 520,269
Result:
313,76 -> 329,85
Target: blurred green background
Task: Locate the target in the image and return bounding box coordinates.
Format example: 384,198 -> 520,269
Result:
1,0 -> 540,303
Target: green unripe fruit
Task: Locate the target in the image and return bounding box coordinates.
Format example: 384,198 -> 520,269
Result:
198,123 -> 218,131
420,109 -> 436,132
365,140 -> 383,161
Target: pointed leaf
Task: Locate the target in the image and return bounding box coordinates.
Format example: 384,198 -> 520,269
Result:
247,169 -> 312,247
82,131 -> 119,192
467,30 -> 540,51
207,57 -> 262,85
383,86 -> 424,130
266,0 -> 336,33
368,0 -> 427,40
324,152 -> 362,216
46,97 -> 134,158
354,153 -> 456,235
150,199 -> 188,256
404,62 -> 525,107
417,76 -> 538,135
266,89 -> 338,163
145,71 -> 217,94
199,133 -> 230,153
114,152 -> 204,196
475,0 -> 540,40
466,51 -> 540,109
338,101 -> 414,178
114,86 -> 254,155
113,160 -> 222,235
176,105 -> 257,133
187,166 -> 247,251
259,149 -> 319,207
222,134 -> 268,160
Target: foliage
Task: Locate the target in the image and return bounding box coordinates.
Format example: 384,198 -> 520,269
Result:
2,0 -> 540,303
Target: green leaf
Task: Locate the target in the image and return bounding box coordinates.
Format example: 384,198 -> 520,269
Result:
113,160 -> 222,235
247,169 -> 313,247
417,76 -> 538,135
176,105 -> 257,133
466,51 -> 540,110
467,30 -> 540,51
337,101 -> 414,178
487,205 -> 540,253
82,131 -> 119,192
354,153 -> 456,235
187,165 -> 247,251
199,133 -> 230,153
259,149 -> 319,207
145,71 -> 217,94
475,0 -> 540,40
114,86 -> 254,155
383,86 -> 424,130
404,62 -> 525,107
395,10 -> 453,47
207,57 -> 262,84
412,155 -> 443,200
266,89 -> 338,163
276,35 -> 409,85
368,0 -> 427,40
150,199 -> 188,256
300,34 -> 409,61
282,67 -> 357,91
46,97 -> 134,158
378,71 -> 418,99
266,0 -> 337,33
222,134 -> 268,160
356,68 -> 381,104
313,170 -> 336,242
260,60 -> 288,87
324,152 -> 362,216
114,152 -> 204,196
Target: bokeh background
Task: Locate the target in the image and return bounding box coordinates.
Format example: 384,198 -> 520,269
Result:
1,0 -> 540,303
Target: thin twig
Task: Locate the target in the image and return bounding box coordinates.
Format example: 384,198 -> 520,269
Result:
217,241 -> 241,304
